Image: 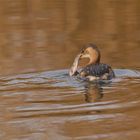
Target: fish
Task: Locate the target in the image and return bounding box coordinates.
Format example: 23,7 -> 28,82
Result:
69,54 -> 81,76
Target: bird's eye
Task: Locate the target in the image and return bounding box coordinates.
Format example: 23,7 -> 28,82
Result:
84,50 -> 88,54
81,49 -> 88,54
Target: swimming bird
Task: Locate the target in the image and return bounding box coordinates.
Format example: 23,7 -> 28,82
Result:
69,43 -> 115,81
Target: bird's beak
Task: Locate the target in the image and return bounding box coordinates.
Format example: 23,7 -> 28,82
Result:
79,53 -> 83,59
79,52 -> 89,59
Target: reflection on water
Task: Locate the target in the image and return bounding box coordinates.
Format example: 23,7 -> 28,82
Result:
0,0 -> 140,140
84,84 -> 103,103
0,69 -> 140,140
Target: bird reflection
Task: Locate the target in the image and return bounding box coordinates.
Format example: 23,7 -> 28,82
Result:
84,84 -> 103,103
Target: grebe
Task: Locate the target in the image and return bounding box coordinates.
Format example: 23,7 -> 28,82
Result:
69,43 -> 115,81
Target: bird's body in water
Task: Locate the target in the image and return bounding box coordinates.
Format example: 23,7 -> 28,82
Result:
69,43 -> 115,81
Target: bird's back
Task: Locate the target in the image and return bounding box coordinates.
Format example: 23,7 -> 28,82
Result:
80,63 -> 115,80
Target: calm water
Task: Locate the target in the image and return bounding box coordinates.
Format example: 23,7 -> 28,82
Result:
0,0 -> 140,140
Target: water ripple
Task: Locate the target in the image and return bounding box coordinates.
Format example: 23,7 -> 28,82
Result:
0,69 -> 140,140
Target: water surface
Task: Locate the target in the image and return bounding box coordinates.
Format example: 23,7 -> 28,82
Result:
0,69 -> 140,140
0,0 -> 140,140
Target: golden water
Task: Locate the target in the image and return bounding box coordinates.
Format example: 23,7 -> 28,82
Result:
0,0 -> 140,140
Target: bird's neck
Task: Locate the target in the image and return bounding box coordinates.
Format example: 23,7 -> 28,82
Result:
88,57 -> 100,65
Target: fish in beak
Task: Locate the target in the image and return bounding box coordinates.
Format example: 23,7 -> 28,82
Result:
69,53 -> 81,76
69,51 -> 90,76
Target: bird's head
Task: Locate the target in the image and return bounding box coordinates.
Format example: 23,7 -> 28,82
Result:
79,43 -> 101,65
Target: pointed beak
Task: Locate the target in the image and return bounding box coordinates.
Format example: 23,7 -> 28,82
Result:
79,53 -> 84,59
79,52 -> 89,59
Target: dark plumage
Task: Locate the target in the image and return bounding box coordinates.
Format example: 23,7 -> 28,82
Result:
80,63 -> 115,80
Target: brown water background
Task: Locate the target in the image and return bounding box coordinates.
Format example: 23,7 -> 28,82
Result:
0,0 -> 140,140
